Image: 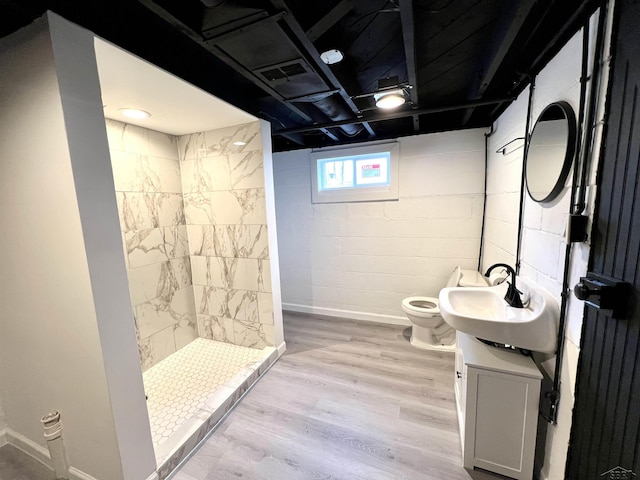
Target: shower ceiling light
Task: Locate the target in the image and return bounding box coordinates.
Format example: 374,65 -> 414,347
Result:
118,108 -> 151,119
374,89 -> 406,109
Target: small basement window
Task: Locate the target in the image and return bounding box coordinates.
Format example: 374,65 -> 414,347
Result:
310,142 -> 399,203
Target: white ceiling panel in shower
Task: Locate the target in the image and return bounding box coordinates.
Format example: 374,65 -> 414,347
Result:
94,37 -> 257,136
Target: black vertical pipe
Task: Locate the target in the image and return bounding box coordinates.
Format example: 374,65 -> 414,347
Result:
544,3 -> 608,424
575,1 -> 609,214
478,124 -> 495,271
515,78 -> 535,274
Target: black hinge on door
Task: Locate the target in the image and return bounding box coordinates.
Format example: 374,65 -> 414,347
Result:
574,272 -> 631,318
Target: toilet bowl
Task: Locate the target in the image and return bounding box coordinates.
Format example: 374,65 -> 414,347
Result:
401,266 -> 488,352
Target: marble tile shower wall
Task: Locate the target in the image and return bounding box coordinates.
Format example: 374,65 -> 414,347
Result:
107,119 -> 197,371
178,122 -> 275,349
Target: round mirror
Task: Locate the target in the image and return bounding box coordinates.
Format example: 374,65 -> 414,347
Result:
525,101 -> 577,203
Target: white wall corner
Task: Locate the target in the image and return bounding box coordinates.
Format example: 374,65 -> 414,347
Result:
47,11 -> 156,480
260,119 -> 285,347
0,377 -> 6,435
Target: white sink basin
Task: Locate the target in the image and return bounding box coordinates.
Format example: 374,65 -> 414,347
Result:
439,277 -> 559,353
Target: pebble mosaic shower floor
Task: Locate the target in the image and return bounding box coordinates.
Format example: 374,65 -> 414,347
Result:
142,338 -> 268,448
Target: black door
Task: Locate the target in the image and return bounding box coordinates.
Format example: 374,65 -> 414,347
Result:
566,0 -> 640,478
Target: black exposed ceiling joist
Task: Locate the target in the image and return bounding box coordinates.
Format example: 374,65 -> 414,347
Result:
305,0 -> 355,42
399,0 -> 419,132
505,0 -> 602,106
203,11 -> 286,44
137,0 -> 341,145
269,0 -> 376,138
528,0 -> 603,75
201,11 -> 269,40
461,0 -> 536,125
273,97 -> 515,136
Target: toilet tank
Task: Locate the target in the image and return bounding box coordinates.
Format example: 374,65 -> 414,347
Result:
446,266 -> 489,288
459,269 -> 490,287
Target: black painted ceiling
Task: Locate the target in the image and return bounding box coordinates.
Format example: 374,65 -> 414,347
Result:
0,0 -> 601,152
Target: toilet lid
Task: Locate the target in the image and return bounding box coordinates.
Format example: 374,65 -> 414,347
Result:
402,296 -> 439,314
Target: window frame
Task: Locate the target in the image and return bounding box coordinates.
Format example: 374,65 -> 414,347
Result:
310,142 -> 399,204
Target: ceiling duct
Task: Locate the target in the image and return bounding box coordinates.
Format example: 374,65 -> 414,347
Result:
200,5 -> 364,138
199,0 -> 226,8
310,95 -> 363,136
136,0 -> 369,141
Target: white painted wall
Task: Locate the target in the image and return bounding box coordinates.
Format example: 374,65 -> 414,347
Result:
261,120 -> 285,348
0,15 -> 124,479
481,7 -> 612,478
0,378 -> 6,434
0,13 -> 156,480
274,130 -> 486,323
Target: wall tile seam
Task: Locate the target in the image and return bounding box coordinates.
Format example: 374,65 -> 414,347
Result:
186,223 -> 268,227
394,193 -> 485,200
115,190 -> 184,195
399,146 -> 486,154
131,294 -> 195,308
532,225 -> 568,236
126,257 -> 191,267
519,261 -> 562,281
398,152 -> 485,161
325,235 -> 483,241
481,217 -> 519,226
331,252 -> 480,258
189,256 -> 269,263
483,243 -> 516,255
192,284 -> 271,293
523,229 -> 566,241
485,185 -> 524,193
111,150 -> 181,162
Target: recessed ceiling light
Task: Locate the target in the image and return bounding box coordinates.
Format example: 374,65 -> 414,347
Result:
374,90 -> 406,109
118,108 -> 151,119
233,141 -> 247,146
320,49 -> 344,65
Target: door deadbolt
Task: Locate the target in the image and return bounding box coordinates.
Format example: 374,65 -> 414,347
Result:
574,272 -> 631,318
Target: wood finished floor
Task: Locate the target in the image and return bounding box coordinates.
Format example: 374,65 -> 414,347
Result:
173,312 -> 503,480
0,444 -> 53,480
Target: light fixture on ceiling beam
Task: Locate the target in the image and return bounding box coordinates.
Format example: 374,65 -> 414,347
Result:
366,76 -> 408,110
373,89 -> 406,109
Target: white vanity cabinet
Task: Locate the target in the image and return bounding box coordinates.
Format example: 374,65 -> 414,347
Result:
454,332 -> 542,480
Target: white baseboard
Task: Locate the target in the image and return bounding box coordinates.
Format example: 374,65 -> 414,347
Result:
146,472 -> 160,480
0,427 -> 7,447
4,428 -> 99,480
277,341 -> 287,356
282,303 -> 411,326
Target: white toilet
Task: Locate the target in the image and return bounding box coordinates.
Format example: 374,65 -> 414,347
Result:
401,266 -> 489,352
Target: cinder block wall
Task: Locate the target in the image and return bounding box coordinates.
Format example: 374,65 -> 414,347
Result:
273,129 -> 486,323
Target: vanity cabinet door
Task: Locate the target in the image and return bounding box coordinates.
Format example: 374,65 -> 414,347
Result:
463,367 -> 540,480
454,340 -> 466,452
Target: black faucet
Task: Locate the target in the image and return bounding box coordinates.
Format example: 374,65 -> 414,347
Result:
484,263 -> 525,308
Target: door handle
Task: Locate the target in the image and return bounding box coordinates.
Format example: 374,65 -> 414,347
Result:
574,272 -> 631,318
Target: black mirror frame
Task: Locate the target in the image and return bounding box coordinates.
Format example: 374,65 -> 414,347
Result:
525,101 -> 578,203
